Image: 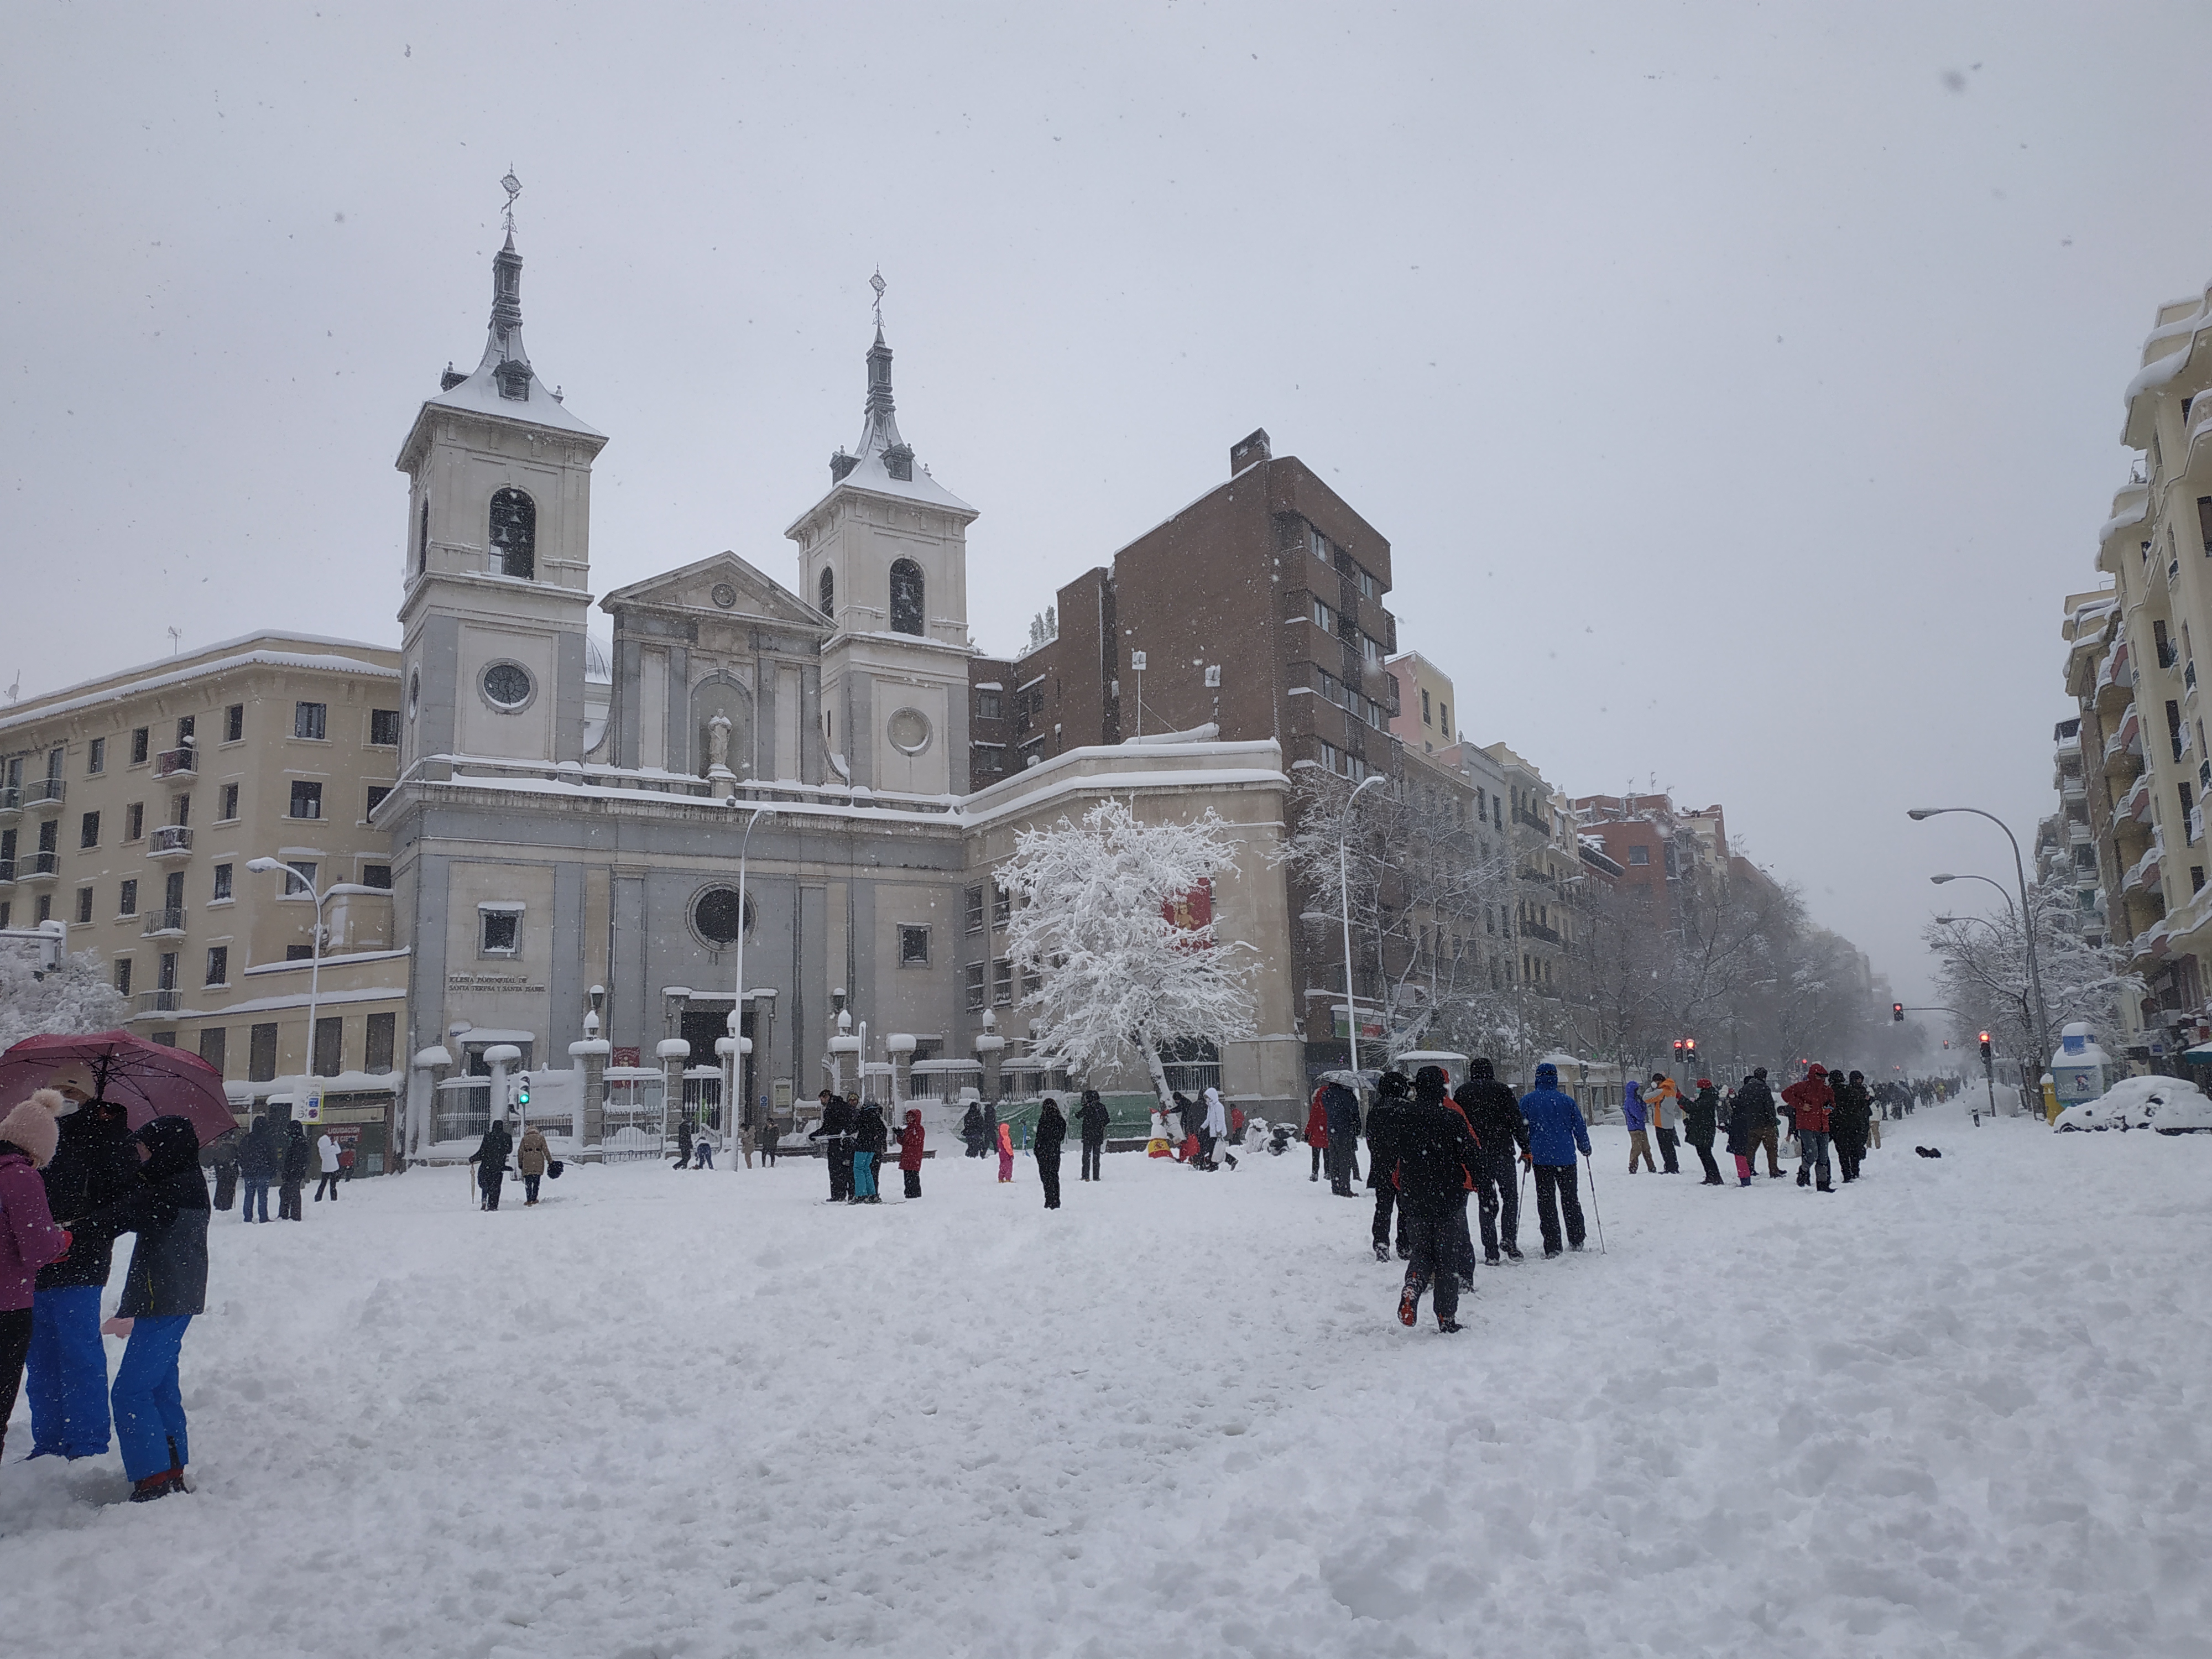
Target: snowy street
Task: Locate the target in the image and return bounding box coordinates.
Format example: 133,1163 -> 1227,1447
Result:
4,1108 -> 2209,1658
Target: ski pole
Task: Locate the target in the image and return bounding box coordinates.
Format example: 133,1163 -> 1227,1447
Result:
1581,1151 -> 1606,1254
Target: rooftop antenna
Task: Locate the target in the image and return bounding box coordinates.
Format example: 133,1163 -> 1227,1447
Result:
869,267 -> 886,331
3,672 -> 17,706
500,169 -> 522,234
166,627 -> 182,656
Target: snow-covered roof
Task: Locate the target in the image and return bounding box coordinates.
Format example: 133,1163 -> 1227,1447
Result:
0,637 -> 398,739
784,327 -> 975,534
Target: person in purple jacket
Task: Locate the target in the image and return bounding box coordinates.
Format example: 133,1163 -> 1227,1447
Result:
1624,1077 -> 1656,1173
0,1092 -> 74,1473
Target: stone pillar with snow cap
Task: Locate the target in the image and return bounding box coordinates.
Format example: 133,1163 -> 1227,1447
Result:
484,1044 -> 522,1128
975,1009 -> 1005,1102
886,1032 -> 916,1107
407,1045 -> 452,1165
827,1008 -> 859,1099
657,1039 -> 690,1144
570,1003 -> 611,1155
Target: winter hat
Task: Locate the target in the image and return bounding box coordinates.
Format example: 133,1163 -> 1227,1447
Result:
1849,1071 -> 1865,1083
0,1092 -> 66,1167
133,1114 -> 202,1180
1697,1078 -> 1713,1089
1752,1067 -> 1768,1080
1808,1063 -> 1827,1077
1413,1066 -> 1448,1104
1468,1057 -> 1495,1081
1534,1062 -> 1559,1089
43,1062 -> 99,1104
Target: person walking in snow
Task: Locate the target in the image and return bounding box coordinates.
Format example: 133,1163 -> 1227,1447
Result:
73,1114 -> 211,1502
29,1084 -> 133,1460
1830,1070 -> 1873,1181
895,1108 -> 926,1198
1366,1071 -> 1412,1261
1781,1064 -> 1836,1191
674,1115 -> 695,1171
1172,1092 -> 1202,1165
757,1115 -> 781,1166
851,1101 -> 886,1204
1323,1077 -> 1362,1196
996,1117 -> 1016,1182
1077,1089 -> 1110,1181
811,1092 -> 857,1202
1034,1096 -> 1067,1209
1391,1067 -> 1479,1333
468,1117 -> 513,1211
1201,1084 -> 1231,1170
516,1125 -> 551,1204
236,1115 -> 276,1223
1684,1079 -> 1725,1185
208,1130 -> 239,1214
313,1130 -> 342,1202
1304,1086 -> 1330,1182
1645,1073 -> 1683,1174
1454,1060 -> 1527,1264
2,1091 -> 74,1474
1623,1077 -> 1656,1173
278,1121 -> 311,1220
961,1100 -> 987,1159
1731,1067 -> 1784,1178
1519,1062 -> 1591,1257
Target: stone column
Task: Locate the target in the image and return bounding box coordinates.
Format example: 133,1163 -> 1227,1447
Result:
656,1039 -> 690,1150
975,1009 -> 1006,1103
886,1031 -> 916,1108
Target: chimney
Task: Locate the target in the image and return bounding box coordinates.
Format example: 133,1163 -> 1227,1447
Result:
1229,427 -> 1271,476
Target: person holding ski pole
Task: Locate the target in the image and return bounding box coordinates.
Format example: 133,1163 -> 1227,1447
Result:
1517,1062 -> 1590,1258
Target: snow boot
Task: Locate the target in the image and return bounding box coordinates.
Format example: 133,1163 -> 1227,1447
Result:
1373,1240 -> 1390,1263
1817,1182 -> 1833,1193
1501,1243 -> 1522,1261
1457,1273 -> 1474,1294
1739,1175 -> 1752,1187
1543,1246 -> 1563,1259
1484,1251 -> 1501,1267
128,1471 -> 183,1503
1797,1169 -> 1809,1188
1397,1285 -> 1420,1327
1437,1318 -> 1463,1334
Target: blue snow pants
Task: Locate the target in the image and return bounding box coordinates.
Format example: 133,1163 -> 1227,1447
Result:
27,1286 -> 110,1457
852,1151 -> 878,1199
112,1314 -> 192,1481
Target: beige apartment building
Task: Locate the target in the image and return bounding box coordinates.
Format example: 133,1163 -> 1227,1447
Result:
0,632 -> 408,1161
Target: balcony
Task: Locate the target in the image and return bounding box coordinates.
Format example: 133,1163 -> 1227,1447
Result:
17,850 -> 60,884
140,906 -> 187,938
1521,920 -> 1563,946
148,825 -> 192,858
2119,774 -> 2153,825
2104,706 -> 2143,777
2191,661 -> 2201,698
153,747 -> 197,779
2122,834 -> 2164,898
137,989 -> 182,1016
21,778 -> 63,809
0,784 -> 17,820
1512,806 -> 1552,835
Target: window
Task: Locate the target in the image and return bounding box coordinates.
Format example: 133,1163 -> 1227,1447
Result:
1357,567 -> 1377,601
130,727 -> 149,765
364,1011 -> 396,1073
369,708 -> 400,746
417,496 -> 430,576
889,558 -> 925,636
289,781 -> 322,820
176,715 -> 194,747
1312,597 -> 1335,632
74,887 -> 92,925
964,962 -> 986,1014
1021,963 -> 1042,999
964,885 -> 985,935
818,566 -> 836,617
212,863 -> 233,902
218,784 -> 239,821
249,1023 -> 278,1083
205,946 -> 228,987
992,958 -> 1014,1005
286,946 -> 314,962
482,663 -> 532,709
1362,635 -> 1381,667
171,792 -> 190,830
977,690 -> 1001,720
114,958 -> 132,997
898,925 -> 931,966
198,1027 -> 226,1074
86,738 -> 104,774
312,1017 -> 343,1078
366,785 -> 390,820
118,878 -> 138,917
157,952 -> 178,992
33,894 -> 49,924
1309,524 -> 1331,563
294,702 -> 327,740
480,906 -> 520,955
225,704 -> 243,743
994,884 -> 1011,929
79,811 -> 99,849
361,864 -> 392,890
691,888 -> 748,947
1421,689 -> 1431,725
1628,846 -> 1651,867
1438,702 -> 1448,735
489,487 -> 536,579
282,862 -> 316,898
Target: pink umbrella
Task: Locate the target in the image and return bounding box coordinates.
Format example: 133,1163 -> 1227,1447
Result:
0,1030 -> 239,1146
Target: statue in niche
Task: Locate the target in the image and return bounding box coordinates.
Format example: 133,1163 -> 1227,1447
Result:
707,711 -> 735,780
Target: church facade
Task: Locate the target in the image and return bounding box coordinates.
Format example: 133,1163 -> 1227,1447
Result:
380,230 -> 1302,1156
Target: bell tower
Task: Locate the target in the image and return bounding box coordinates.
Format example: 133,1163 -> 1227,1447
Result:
395,180 -> 608,775
785,278 -> 978,796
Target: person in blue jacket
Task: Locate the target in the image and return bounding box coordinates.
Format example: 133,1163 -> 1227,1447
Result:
1518,1062 -> 1592,1258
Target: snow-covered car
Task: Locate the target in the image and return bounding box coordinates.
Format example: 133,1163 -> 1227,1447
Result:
2152,1093 -> 2212,1134
2053,1074 -> 2212,1133
2053,1100 -> 2119,1132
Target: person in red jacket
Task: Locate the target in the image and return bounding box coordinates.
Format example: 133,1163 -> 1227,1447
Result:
1304,1087 -> 1329,1183
0,1093 -> 75,1473
1781,1063 -> 1836,1191
894,1108 -> 926,1199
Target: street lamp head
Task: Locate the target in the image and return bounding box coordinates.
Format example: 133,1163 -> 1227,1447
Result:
1907,808 -> 1940,821
1929,874 -> 1956,884
246,857 -> 283,874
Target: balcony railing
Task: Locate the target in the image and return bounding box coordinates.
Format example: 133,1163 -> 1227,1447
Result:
19,850 -> 60,881
137,988 -> 183,1015
0,858 -> 12,884
1512,806 -> 1552,835
0,785 -> 17,816
1522,920 -> 1563,945
2189,661 -> 2200,695
22,778 -> 62,808
149,825 -> 192,856
153,747 -> 197,778
141,906 -> 187,937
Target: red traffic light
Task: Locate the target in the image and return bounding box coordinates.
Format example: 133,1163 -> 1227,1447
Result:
1892,1002 -> 1905,1022
1686,1038 -> 1697,1052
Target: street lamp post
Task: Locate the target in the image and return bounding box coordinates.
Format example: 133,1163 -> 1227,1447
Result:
1337,774 -> 1388,1073
246,859 -> 381,1104
1908,808 -> 2052,1072
1930,872 -> 2017,919
722,797 -> 774,1162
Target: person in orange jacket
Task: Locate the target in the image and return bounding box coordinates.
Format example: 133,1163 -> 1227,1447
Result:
1644,1073 -> 1683,1174
996,1119 -> 1015,1183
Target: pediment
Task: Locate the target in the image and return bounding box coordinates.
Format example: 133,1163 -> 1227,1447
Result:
600,550 -> 829,631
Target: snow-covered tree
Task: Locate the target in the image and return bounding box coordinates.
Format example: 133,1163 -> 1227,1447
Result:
0,943 -> 129,1052
1000,796 -> 1259,1108
1923,869 -> 2136,1064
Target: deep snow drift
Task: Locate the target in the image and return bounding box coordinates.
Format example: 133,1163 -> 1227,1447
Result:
4,1105 -> 2210,1658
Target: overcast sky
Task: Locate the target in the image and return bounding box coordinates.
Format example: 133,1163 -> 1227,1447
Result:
7,3 -> 2210,1006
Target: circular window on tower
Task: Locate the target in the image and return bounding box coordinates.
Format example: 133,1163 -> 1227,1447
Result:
886,707 -> 932,756
691,885 -> 755,949
481,661 -> 534,712
407,669 -> 421,721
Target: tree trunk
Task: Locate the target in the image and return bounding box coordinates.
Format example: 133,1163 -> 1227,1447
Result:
1139,1029 -> 1176,1112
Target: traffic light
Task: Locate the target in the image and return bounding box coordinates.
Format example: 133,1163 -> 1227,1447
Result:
1672,1039 -> 1684,1062
514,1072 -> 531,1107
1685,1037 -> 1697,1055
1892,1002 -> 1905,1023
1977,1033 -> 1991,1060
